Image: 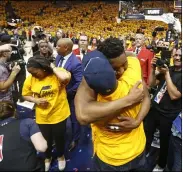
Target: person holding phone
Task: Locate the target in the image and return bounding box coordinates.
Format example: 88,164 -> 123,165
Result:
22,56 -> 71,171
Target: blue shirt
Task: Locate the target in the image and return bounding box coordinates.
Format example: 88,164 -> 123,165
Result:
0,118 -> 40,141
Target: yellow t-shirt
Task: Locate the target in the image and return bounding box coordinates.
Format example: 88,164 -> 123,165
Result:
22,68 -> 70,124
92,56 -> 146,166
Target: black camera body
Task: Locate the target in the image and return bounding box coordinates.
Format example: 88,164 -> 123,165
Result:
146,43 -> 171,68
7,59 -> 26,69
155,50 -> 172,68
155,27 -> 165,32
156,58 -> 169,68
32,33 -> 46,40
152,27 -> 165,37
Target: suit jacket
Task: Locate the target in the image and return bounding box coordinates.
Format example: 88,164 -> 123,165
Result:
72,48 -> 91,61
137,47 -> 154,85
56,53 -> 83,100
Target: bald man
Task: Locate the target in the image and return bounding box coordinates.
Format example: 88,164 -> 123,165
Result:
135,34 -> 154,85
56,38 -> 83,151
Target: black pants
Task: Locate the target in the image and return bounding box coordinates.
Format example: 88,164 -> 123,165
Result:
144,107 -> 174,168
39,119 -> 67,159
13,70 -> 26,102
93,151 -> 146,171
68,99 -> 81,142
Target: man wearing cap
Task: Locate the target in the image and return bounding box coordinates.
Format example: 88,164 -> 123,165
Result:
75,38 -> 150,171
0,33 -> 6,43
0,34 -> 11,44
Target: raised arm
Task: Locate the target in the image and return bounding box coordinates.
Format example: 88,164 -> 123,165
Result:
50,63 -> 71,85
0,64 -> 20,91
148,57 -> 158,88
75,77 -> 144,125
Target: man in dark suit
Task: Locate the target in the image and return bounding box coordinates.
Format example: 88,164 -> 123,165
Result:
56,38 -> 82,151
73,34 -> 91,61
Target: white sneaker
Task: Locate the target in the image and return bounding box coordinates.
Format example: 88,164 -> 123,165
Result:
45,161 -> 51,171
153,164 -> 164,172
58,157 -> 66,171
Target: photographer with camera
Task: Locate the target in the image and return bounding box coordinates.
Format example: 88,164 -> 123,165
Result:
1,35 -> 26,102
1,34 -> 26,102
32,32 -> 53,57
0,44 -> 21,103
145,47 -> 182,172
32,27 -> 45,53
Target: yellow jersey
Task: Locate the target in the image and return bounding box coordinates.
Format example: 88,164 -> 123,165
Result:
92,56 -> 146,166
22,68 -> 70,124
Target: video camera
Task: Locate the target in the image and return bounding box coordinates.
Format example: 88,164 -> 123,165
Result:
152,26 -> 165,37
32,32 -> 46,40
6,59 -> 26,69
146,40 -> 171,68
32,27 -> 46,41
155,50 -> 171,68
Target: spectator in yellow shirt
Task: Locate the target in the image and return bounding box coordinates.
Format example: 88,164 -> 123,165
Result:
22,57 -> 71,171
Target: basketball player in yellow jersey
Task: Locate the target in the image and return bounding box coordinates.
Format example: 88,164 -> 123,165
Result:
75,38 -> 151,171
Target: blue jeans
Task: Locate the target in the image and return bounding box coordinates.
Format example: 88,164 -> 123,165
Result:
166,134 -> 182,171
93,151 -> 146,171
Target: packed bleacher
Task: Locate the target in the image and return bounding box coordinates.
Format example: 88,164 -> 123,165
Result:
0,1 -> 173,39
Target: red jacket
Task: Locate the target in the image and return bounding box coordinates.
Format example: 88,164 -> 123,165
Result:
72,48 -> 91,61
137,47 -> 154,85
126,47 -> 136,52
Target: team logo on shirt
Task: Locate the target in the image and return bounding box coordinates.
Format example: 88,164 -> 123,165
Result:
35,85 -> 56,98
0,135 -> 4,162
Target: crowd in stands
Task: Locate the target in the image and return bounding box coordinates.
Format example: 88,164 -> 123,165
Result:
0,1 -> 177,42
